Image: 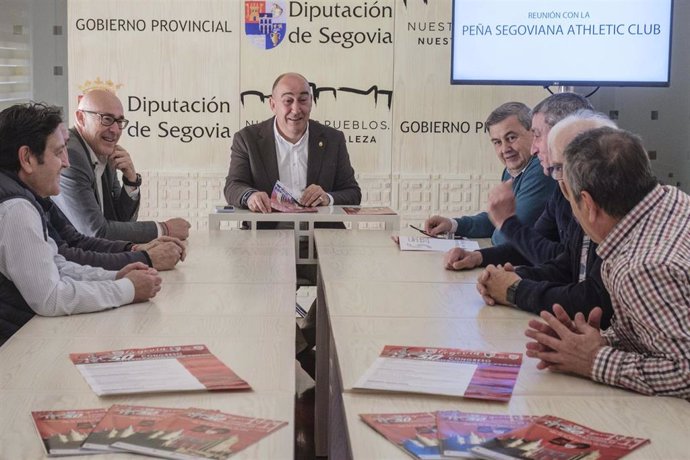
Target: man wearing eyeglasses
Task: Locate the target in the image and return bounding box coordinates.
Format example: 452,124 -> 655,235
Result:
53,89 -> 191,243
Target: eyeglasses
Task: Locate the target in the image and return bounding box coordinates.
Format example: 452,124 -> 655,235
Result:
79,110 -> 129,129
547,164 -> 564,181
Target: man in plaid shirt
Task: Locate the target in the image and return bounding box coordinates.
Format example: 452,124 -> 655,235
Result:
525,127 -> 690,398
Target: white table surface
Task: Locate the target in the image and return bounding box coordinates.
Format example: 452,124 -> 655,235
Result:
0,230 -> 296,460
313,229 -> 690,460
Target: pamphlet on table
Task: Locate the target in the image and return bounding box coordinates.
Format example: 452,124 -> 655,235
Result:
471,415 -> 650,460
32,405 -> 288,459
353,345 -> 522,402
436,411 -> 537,458
31,408 -> 107,456
398,236 -> 480,252
359,411 -> 650,460
270,180 -> 317,213
113,407 -> 287,459
82,404 -> 186,452
360,412 -> 443,459
70,344 -> 250,396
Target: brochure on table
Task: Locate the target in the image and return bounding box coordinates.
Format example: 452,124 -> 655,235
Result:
31,409 -> 107,456
70,344 -> 250,396
471,415 -> 650,460
113,407 -> 287,460
82,404 -> 186,452
398,236 -> 480,252
436,411 -> 537,458
354,345 -> 522,402
361,412 -> 443,460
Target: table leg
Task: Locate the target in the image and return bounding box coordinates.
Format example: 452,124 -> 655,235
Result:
315,265 -> 330,457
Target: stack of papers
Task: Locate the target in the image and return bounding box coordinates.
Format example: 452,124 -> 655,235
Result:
360,411 -> 649,460
354,345 -> 522,402
32,405 -> 288,459
70,344 -> 250,396
398,236 -> 480,252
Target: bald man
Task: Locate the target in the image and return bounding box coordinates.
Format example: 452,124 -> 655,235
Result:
54,89 -> 190,243
224,72 -> 361,212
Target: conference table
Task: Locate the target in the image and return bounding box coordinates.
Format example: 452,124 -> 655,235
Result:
313,229 -> 690,459
0,230 -> 296,460
208,206 -> 400,265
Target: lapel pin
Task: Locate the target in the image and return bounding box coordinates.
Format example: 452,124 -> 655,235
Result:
318,141 -> 324,148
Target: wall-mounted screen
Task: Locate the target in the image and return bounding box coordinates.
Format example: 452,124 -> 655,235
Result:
451,0 -> 674,87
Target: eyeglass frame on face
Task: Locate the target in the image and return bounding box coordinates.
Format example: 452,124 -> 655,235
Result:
547,163 -> 564,181
79,109 -> 129,129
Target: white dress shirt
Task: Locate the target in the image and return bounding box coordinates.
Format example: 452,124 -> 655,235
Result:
273,119 -> 309,199
0,199 -> 134,316
273,119 -> 333,205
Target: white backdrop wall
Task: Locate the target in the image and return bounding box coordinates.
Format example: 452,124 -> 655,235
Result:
66,0 -> 544,229
63,0 -> 688,230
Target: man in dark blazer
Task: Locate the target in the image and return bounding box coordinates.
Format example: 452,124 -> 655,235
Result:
224,72 -> 361,213
224,72 -> 361,376
53,89 -> 190,244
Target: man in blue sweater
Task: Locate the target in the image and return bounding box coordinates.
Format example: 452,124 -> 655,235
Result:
444,93 -> 594,271
424,102 -> 555,246
476,109 -> 618,328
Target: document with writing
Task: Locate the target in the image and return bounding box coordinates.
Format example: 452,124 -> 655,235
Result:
354,345 -> 522,402
398,236 -> 480,252
70,344 -> 251,396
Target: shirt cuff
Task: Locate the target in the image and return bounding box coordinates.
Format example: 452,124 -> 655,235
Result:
241,189 -> 258,208
326,193 -> 334,206
123,184 -> 140,198
450,218 -> 459,234
591,345 -> 620,385
155,222 -> 164,237
116,277 -> 136,305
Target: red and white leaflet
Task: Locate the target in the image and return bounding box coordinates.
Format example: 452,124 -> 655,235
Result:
398,236 -> 480,252
360,412 -> 444,460
113,407 -> 288,460
70,344 -> 251,396
82,404 -> 187,452
342,206 -> 397,215
354,345 -> 522,402
31,408 -> 107,456
436,411 -> 537,458
270,180 -> 317,213
471,415 -> 650,460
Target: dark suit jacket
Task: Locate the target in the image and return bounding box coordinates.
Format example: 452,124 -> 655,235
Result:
53,128 -> 158,243
39,197 -> 151,271
224,118 -> 361,208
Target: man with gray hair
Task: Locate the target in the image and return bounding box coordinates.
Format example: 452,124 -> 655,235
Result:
477,110 -> 617,327
443,92 -> 593,270
424,102 -> 554,245
525,127 -> 690,398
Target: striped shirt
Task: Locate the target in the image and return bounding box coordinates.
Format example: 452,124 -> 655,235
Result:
0,199 -> 134,317
592,185 -> 690,398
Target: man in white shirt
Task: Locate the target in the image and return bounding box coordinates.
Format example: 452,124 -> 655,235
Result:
0,103 -> 162,345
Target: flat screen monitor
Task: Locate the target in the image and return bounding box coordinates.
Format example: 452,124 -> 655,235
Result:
451,0 -> 674,87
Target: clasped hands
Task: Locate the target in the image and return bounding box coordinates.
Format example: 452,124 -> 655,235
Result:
525,304 -> 606,378
247,184 -> 329,213
132,236 -> 187,271
477,265 -> 605,378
